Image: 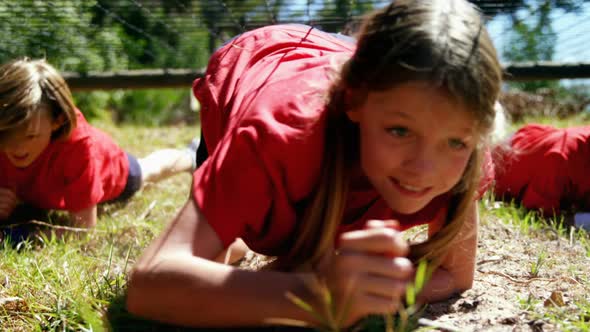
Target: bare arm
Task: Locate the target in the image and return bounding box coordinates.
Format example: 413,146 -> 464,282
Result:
69,205 -> 98,228
126,199 -> 414,328
418,202 -> 478,303
126,198 -> 321,327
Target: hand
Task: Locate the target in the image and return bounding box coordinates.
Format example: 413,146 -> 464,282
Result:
314,220 -> 413,327
0,188 -> 18,220
68,205 -> 98,228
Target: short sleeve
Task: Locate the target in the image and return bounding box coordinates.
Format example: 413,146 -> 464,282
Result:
61,142 -> 104,212
192,125 -> 274,248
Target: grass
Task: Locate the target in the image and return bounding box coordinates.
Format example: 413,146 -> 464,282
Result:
478,196 -> 590,332
1,114 -> 589,331
0,120 -> 197,331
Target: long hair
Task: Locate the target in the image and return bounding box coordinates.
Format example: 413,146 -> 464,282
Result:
0,58 -> 78,143
285,0 -> 502,268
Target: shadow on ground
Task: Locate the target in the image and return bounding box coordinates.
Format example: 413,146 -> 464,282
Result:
106,292 -> 313,332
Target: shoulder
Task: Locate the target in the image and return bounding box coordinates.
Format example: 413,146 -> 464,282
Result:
220,24 -> 355,58
510,124 -> 570,158
560,126 -> 590,166
194,24 -> 353,109
57,114 -> 122,165
512,123 -> 558,141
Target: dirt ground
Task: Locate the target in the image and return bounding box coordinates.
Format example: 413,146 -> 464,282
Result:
240,210 -> 590,332
421,213 -> 589,332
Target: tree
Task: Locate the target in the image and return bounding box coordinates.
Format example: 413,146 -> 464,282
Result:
196,0 -> 289,53
90,0 -> 209,69
306,0 -> 374,33
0,0 -> 126,73
491,0 -> 588,92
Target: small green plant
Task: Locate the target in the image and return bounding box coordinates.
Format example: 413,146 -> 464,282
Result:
270,259 -> 432,332
383,260 -> 432,332
266,273 -> 355,332
516,293 -> 539,311
529,250 -> 547,277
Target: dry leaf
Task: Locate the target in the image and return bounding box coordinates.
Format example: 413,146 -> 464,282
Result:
543,290 -> 565,307
0,296 -> 27,311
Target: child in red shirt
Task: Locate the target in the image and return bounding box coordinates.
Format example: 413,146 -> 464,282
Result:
493,123 -> 590,229
0,58 -> 197,231
126,0 -> 503,328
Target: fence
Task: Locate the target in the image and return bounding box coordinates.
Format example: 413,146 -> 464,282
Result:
2,0 -> 590,91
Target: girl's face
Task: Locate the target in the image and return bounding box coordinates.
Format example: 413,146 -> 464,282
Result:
348,81 -> 477,214
1,107 -> 61,168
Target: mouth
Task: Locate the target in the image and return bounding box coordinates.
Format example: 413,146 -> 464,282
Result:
390,177 -> 432,197
10,154 -> 29,161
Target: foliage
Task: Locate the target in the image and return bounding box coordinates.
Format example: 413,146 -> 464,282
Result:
196,0 -> 288,52
0,0 -> 126,72
500,0 -> 586,92
0,117 -> 589,330
0,124 -> 196,331
90,0 -> 208,69
472,0 -> 587,17
307,0 -> 375,33
503,1 -> 557,92
499,86 -> 590,123
0,0 -> 208,124
274,260 -> 432,332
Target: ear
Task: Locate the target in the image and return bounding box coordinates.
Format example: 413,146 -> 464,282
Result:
51,113 -> 66,131
344,88 -> 361,123
346,109 -> 361,123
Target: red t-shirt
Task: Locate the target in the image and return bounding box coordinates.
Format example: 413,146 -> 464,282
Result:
0,109 -> 129,212
493,124 -> 590,215
192,24 -> 485,256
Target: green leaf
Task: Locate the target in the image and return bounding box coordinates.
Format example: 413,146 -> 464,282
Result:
414,260 -> 428,293
405,284 -> 416,307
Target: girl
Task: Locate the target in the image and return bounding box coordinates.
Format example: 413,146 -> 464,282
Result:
493,123 -> 590,230
126,0 -> 502,328
0,58 -> 197,229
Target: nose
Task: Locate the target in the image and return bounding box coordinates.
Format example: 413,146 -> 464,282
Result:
6,142 -> 27,155
401,141 -> 436,175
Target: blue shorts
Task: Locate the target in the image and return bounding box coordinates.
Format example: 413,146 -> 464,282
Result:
1,154 -> 143,244
112,153 -> 142,202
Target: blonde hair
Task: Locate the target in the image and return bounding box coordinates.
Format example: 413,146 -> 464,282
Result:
0,58 -> 77,143
285,0 -> 502,268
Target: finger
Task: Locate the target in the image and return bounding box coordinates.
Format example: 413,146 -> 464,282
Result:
359,273 -> 408,299
355,292 -> 401,316
365,219 -> 400,230
0,189 -> 17,203
0,203 -> 13,212
336,252 -> 414,280
0,196 -> 17,209
339,227 -> 409,257
0,187 -> 16,196
6,194 -> 17,207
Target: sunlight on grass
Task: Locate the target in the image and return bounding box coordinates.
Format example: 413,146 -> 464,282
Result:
2,114 -> 590,330
480,191 -> 590,332
0,123 -> 196,330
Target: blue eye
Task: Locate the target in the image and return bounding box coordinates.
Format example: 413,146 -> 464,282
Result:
388,127 -> 409,137
448,138 -> 467,150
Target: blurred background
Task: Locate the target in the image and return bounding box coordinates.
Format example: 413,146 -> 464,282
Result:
0,0 -> 588,125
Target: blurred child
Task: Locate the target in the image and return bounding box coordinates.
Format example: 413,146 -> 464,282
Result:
0,58 -> 197,229
126,0 -> 502,328
493,123 -> 590,230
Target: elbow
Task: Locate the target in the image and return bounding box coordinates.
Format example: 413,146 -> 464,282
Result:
455,278 -> 473,294
453,269 -> 475,295
126,263 -> 156,317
